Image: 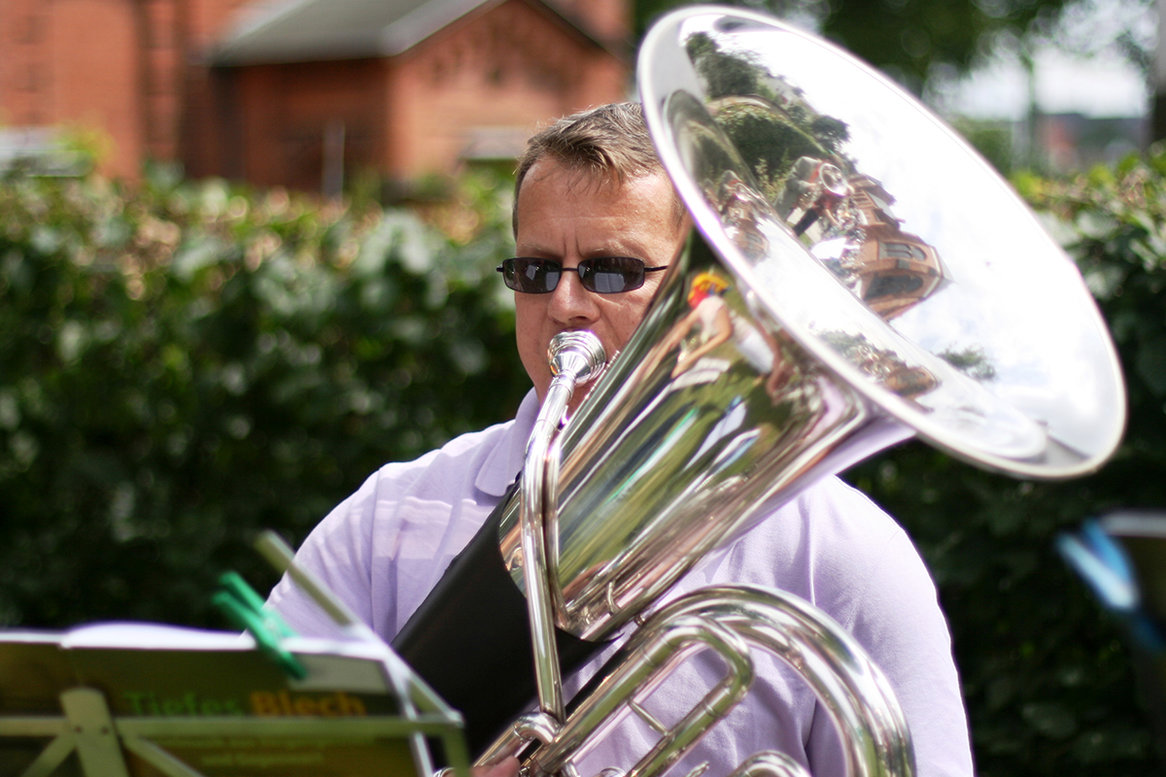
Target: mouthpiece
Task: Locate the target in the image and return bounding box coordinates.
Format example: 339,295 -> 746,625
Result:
547,330 -> 606,386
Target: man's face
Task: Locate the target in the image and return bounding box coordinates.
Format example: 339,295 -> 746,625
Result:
513,158 -> 689,409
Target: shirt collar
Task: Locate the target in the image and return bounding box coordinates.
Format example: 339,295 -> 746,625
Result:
475,388 -> 540,498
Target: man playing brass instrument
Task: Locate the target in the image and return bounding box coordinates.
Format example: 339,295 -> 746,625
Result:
267,102 -> 974,777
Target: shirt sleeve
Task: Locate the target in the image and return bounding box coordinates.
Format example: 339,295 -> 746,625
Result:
265,412 -> 523,642
799,482 -> 974,777
266,470 -> 383,639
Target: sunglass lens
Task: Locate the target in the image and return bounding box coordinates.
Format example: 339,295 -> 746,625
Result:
582,257 -> 643,293
506,258 -> 559,293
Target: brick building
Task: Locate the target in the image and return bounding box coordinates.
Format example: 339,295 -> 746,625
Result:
0,0 -> 631,192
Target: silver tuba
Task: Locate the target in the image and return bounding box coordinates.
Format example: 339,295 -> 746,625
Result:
394,6 -> 1127,776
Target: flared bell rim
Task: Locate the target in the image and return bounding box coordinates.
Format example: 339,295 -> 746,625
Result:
636,4 -> 1126,479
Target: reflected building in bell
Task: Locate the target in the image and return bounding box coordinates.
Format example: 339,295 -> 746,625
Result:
847,175 -> 945,320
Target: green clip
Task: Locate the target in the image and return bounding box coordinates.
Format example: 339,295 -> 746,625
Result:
213,571 -> 307,680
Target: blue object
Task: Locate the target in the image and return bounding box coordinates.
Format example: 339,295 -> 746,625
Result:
1058,520 -> 1165,653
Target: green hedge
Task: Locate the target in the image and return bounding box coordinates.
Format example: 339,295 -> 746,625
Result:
2,151 -> 1165,774
0,164 -> 528,628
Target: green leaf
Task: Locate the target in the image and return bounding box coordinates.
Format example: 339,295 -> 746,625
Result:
1135,333 -> 1166,397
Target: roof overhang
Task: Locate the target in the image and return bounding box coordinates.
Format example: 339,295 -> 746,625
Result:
211,0 -> 494,65
209,0 -> 615,66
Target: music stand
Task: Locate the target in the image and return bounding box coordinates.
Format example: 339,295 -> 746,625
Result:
0,624 -> 469,777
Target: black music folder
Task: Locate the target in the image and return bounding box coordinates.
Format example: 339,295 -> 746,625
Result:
0,622 -> 468,777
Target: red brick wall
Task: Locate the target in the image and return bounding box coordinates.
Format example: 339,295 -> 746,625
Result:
0,0 -> 255,179
0,0 -> 630,188
550,0 -> 630,48
230,59 -> 385,191
1,0 -> 142,178
0,0 -> 47,126
383,0 -> 628,181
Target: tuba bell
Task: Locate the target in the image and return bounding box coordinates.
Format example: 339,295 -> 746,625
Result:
393,6 -> 1126,776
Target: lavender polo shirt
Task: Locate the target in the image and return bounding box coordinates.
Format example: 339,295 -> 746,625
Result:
268,390 -> 973,777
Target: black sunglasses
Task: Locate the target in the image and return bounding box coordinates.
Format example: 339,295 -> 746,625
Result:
496,256 -> 668,294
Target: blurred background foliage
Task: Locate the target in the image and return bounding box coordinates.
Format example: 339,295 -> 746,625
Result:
2,141 -> 1166,776
0,163 -> 529,628
637,0 -> 1152,174
637,0 -> 1095,92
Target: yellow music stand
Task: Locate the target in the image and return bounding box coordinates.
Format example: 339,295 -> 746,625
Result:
0,532 -> 470,777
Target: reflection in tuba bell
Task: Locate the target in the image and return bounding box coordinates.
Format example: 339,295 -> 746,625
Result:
393,6 -> 1126,776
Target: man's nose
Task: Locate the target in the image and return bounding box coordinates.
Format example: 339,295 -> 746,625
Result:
548,267 -> 600,326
